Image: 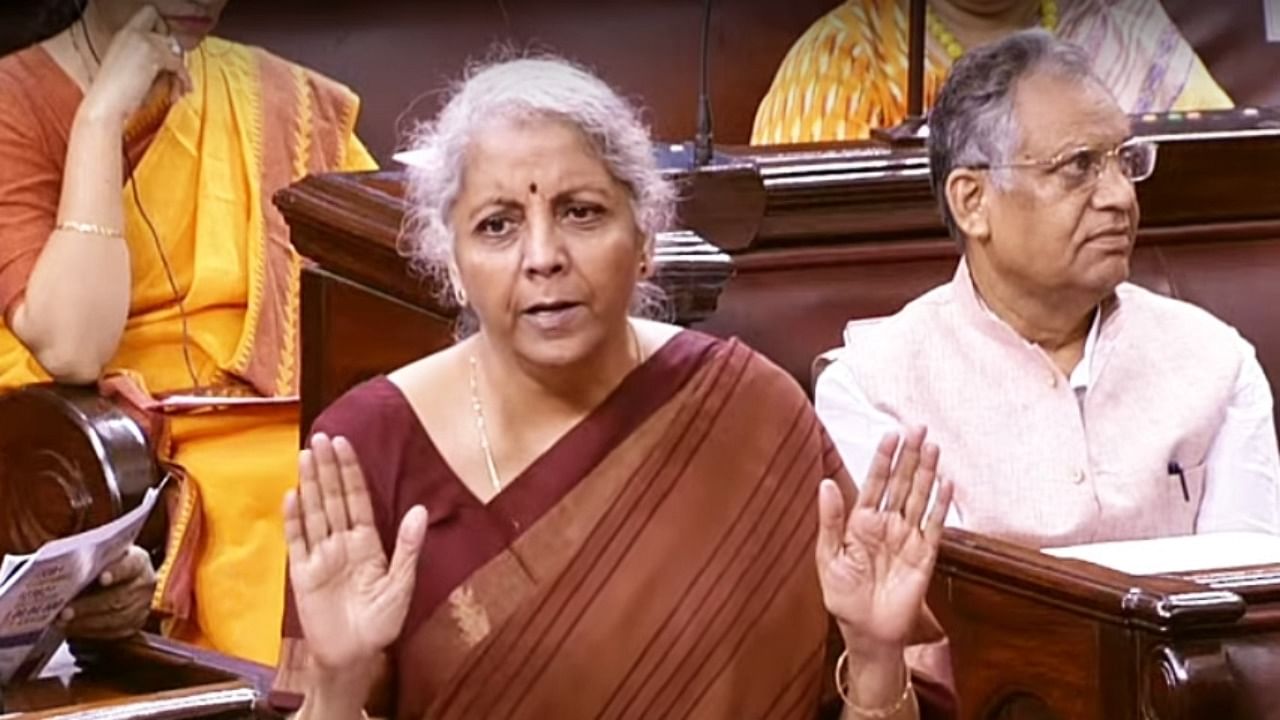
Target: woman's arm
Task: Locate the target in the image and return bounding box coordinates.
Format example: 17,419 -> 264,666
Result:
285,434 -> 427,719
10,96 -> 132,382
9,7 -> 186,382
816,428 -> 953,720
293,669 -> 377,720
837,645 -> 915,719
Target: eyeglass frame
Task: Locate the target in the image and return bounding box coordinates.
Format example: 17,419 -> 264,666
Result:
964,137 -> 1160,192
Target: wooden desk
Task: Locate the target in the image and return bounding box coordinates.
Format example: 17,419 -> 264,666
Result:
932,530 -> 1280,720
1,634 -> 276,718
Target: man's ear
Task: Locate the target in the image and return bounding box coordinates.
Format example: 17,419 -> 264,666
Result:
946,168 -> 991,243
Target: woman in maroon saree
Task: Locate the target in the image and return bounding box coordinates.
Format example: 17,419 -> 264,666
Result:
272,57 -> 952,720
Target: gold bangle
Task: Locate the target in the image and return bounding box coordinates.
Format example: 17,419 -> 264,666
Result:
56,220 -> 123,238
835,648 -> 916,718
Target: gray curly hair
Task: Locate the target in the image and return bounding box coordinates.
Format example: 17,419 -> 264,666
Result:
399,55 -> 676,321
928,29 -> 1098,243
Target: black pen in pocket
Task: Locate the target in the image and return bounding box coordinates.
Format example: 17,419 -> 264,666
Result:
1167,461 -> 1190,502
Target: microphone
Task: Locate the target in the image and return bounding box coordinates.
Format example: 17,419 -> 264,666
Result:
693,0 -> 714,166
653,0 -> 731,170
871,0 -> 929,144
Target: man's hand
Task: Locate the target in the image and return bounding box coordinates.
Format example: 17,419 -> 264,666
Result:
61,545 -> 155,640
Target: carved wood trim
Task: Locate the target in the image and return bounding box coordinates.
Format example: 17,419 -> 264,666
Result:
935,529 -> 1249,632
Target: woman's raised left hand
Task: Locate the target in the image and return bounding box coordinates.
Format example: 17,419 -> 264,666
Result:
815,426 -> 952,656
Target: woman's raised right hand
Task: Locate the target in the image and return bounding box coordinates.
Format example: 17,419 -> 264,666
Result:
285,433 -> 428,673
81,6 -> 192,123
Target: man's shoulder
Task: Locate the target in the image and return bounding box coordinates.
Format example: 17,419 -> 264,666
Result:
842,281 -> 957,344
824,281 -> 959,383
1114,282 -> 1246,346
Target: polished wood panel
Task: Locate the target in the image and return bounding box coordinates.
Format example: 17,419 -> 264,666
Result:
299,268 -> 450,431
931,529 -> 1279,719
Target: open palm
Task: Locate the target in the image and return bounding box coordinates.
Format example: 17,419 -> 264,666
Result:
816,427 -> 952,649
284,433 -> 427,672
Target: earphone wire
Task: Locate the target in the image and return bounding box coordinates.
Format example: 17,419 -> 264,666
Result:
79,13 -> 202,392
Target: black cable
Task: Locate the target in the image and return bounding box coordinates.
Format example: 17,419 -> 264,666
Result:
79,13 -> 202,391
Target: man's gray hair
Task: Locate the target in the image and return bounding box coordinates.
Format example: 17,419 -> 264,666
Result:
927,29 -> 1097,242
400,55 -> 676,318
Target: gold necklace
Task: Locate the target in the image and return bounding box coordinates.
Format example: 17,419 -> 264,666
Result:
467,325 -> 644,494
469,354 -> 505,494
928,0 -> 1060,60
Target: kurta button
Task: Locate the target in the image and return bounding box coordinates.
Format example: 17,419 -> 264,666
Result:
1071,469 -> 1086,484
1048,375 -> 1058,388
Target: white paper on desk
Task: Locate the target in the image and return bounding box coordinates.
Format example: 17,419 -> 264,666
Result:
0,486 -> 161,685
156,394 -> 298,411
1043,531 -> 1280,576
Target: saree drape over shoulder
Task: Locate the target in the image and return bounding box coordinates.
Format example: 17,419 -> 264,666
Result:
751,0 -> 1233,144
273,331 -> 850,719
0,38 -> 376,664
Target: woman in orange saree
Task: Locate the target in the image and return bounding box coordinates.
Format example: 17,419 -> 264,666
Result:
0,0 -> 375,664
272,57 -> 953,719
752,0 -> 1233,144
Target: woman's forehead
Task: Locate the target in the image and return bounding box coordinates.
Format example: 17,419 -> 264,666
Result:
458,120 -> 617,200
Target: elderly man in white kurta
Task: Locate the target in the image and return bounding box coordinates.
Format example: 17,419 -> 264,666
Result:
816,30 -> 1280,549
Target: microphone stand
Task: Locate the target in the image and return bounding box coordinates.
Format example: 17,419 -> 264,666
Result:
692,0 -> 716,167
872,0 -> 929,145
652,0 -> 726,169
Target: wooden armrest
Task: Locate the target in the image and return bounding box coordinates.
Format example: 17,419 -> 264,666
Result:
928,528 -> 1275,719
935,528 -> 1247,631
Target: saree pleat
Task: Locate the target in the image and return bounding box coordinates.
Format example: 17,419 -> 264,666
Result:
274,332 -> 850,718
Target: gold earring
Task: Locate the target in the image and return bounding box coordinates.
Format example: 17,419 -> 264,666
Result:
454,286 -> 468,306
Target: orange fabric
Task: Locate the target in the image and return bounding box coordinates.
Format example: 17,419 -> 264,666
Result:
161,402 -> 301,664
0,40 -> 376,395
751,0 -> 949,144
0,37 -> 376,665
0,46 -> 158,316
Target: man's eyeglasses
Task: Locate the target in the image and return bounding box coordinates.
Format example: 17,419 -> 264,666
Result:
969,139 -> 1159,193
